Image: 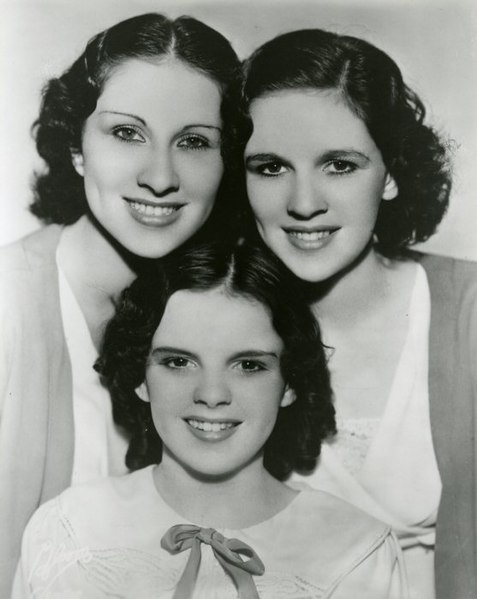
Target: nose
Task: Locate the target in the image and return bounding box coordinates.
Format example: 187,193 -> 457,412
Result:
287,171 -> 328,220
137,146 -> 180,197
193,374 -> 232,408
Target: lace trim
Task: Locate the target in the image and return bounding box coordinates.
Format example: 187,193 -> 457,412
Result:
330,417 -> 381,476
30,543 -> 327,598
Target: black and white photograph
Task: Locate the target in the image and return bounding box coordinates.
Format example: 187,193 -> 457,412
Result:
1,0 -> 476,597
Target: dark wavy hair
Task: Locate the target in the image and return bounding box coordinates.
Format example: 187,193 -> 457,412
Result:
241,29 -> 452,257
96,240 -> 335,480
31,12 -> 242,228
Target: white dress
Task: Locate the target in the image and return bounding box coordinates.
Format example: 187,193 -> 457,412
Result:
57,250 -> 129,485
290,265 -> 441,599
12,467 -> 407,599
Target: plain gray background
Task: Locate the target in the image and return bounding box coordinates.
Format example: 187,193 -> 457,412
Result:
1,0 -> 475,259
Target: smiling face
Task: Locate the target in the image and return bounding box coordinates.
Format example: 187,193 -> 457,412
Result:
74,58 -> 223,258
245,90 -> 397,283
144,287 -> 292,480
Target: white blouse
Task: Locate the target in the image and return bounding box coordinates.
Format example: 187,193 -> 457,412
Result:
13,467 -> 407,598
57,251 -> 129,486
290,264 -> 441,599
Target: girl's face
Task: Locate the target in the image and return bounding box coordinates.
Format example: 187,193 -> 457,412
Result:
143,287 -> 293,480
245,90 -> 397,283
74,58 -> 223,258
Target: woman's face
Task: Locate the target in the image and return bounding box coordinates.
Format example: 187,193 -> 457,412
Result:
74,58 -> 223,258
144,288 -> 293,480
245,90 -> 397,283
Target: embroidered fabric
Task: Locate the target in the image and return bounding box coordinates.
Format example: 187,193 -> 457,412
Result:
329,417 -> 381,477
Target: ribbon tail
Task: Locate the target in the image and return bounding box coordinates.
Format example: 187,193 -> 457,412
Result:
172,537 -> 202,599
215,553 -> 262,599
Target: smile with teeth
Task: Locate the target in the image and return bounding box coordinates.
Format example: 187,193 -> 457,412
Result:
186,419 -> 238,432
128,201 -> 179,217
287,230 -> 334,241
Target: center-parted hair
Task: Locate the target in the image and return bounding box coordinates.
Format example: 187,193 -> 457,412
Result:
241,29 -> 452,257
96,240 -> 335,480
31,13 -> 242,227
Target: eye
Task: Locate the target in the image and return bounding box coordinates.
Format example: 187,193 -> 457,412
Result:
112,126 -> 146,143
177,135 -> 211,150
234,360 -> 266,374
255,162 -> 287,177
325,160 -> 357,175
161,357 -> 195,370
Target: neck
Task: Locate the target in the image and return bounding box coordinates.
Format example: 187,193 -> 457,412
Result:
308,243 -> 394,328
153,454 -> 294,530
60,214 -> 140,302
59,214 -> 144,346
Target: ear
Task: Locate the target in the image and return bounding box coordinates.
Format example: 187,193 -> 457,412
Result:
71,151 -> 84,177
280,386 -> 296,408
382,173 -> 398,201
135,382 -> 149,403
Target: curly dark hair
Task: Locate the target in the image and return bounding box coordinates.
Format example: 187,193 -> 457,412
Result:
30,12 -> 243,228
241,29 -> 453,257
96,239 -> 335,480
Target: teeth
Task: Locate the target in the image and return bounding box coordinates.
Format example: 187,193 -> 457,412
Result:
130,201 -> 176,217
289,230 -> 333,241
187,419 -> 236,432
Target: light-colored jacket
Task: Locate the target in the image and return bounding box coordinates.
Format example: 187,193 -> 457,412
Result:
0,226 -> 73,598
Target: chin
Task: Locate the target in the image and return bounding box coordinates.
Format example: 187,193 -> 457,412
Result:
185,465 -> 240,483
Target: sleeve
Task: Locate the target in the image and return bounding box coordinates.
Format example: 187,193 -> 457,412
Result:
330,531 -> 409,599
10,497 -> 94,599
0,282 -> 13,419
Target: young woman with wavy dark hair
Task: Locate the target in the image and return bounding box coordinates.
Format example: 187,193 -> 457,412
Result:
13,240 -> 407,598
0,13 -> 241,595
241,28 -> 476,599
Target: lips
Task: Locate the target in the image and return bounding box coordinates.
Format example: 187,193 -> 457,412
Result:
184,417 -> 241,442
124,197 -> 186,226
129,201 -> 178,217
186,419 -> 238,432
283,226 -> 339,250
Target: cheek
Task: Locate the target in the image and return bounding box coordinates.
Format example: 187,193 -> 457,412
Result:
178,154 -> 224,200
237,377 -> 285,421
247,181 -> 288,224
82,145 -> 132,193
148,375 -> 190,413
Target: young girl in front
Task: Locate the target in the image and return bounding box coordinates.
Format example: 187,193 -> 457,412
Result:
13,240 -> 407,598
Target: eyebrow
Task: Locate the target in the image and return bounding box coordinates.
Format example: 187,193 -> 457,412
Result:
182,124 -> 222,133
99,111 -> 146,125
245,152 -> 284,165
231,350 -> 280,360
150,347 -> 197,359
98,111 -> 222,133
321,149 -> 370,163
245,149 -> 370,165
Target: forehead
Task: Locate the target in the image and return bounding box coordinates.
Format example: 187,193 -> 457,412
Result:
247,89 -> 377,154
96,57 -> 222,121
152,288 -> 283,351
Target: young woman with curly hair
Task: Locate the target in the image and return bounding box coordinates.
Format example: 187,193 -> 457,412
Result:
13,240 -> 407,598
0,12 -> 242,595
242,29 -> 476,599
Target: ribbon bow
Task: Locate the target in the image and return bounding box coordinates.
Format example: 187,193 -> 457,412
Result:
161,524 -> 265,599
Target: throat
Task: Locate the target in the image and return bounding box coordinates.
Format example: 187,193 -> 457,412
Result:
57,217 -> 139,349
152,462 -> 297,529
